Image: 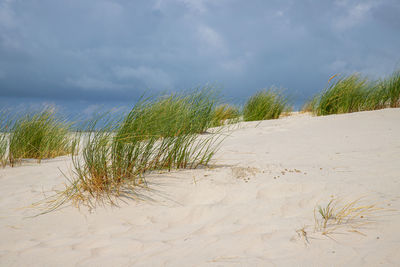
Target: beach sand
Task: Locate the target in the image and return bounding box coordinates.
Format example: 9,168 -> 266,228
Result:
1,108 -> 399,266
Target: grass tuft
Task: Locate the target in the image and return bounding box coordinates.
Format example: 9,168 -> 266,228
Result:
314,197 -> 381,236
380,70 -> 400,108
8,108 -> 73,166
310,69 -> 400,116
243,88 -> 291,121
42,89 -> 224,210
210,104 -> 240,127
312,74 -> 370,116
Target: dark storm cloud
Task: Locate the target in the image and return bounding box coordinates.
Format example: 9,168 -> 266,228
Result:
0,0 -> 400,109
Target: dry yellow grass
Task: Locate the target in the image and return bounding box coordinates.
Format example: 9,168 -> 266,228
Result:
313,197 -> 382,236
295,197 -> 385,245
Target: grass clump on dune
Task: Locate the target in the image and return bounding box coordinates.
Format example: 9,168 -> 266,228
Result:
312,74 -> 370,116
122,88 -> 217,137
310,69 -> 400,116
379,70 -> 400,108
210,104 -> 240,127
8,108 -> 73,166
46,89 -> 223,209
243,88 -> 290,121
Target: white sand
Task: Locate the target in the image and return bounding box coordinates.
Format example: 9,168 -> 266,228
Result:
1,108 -> 400,266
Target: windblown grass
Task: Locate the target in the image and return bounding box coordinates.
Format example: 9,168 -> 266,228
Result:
211,104 -> 240,127
8,108 -> 73,166
380,70 -> 400,108
43,90 -> 224,210
243,88 -> 290,121
120,88 -> 217,137
310,70 -> 400,115
312,74 -> 370,116
363,81 -> 388,110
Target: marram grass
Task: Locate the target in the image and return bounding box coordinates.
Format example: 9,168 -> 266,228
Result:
8,108 -> 73,166
210,104 -> 240,127
118,88 -> 217,138
312,74 -> 370,116
380,70 -> 400,108
309,69 -> 400,116
42,90 -> 224,211
243,88 -> 291,121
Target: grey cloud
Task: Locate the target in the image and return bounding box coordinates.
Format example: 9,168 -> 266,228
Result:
114,66 -> 174,89
0,0 -> 399,112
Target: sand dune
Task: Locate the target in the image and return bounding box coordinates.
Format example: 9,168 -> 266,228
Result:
1,108 -> 400,266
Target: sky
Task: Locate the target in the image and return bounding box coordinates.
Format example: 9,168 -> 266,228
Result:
1,0 -> 400,115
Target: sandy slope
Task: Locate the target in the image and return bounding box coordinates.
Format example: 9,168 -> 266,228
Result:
1,108 -> 399,266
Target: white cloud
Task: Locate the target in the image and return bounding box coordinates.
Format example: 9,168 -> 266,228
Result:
114,66 -> 173,89
333,2 -> 375,30
197,25 -> 225,50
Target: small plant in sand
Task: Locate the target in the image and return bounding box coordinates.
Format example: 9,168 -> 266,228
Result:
8,108 -> 73,166
296,197 -> 382,245
314,197 -> 380,236
42,89 -> 224,211
210,104 -> 240,127
243,88 -> 291,121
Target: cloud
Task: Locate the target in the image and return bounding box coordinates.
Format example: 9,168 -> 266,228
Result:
114,66 -> 173,89
0,0 -> 400,114
197,25 -> 225,51
66,76 -> 124,91
333,2 -> 374,30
